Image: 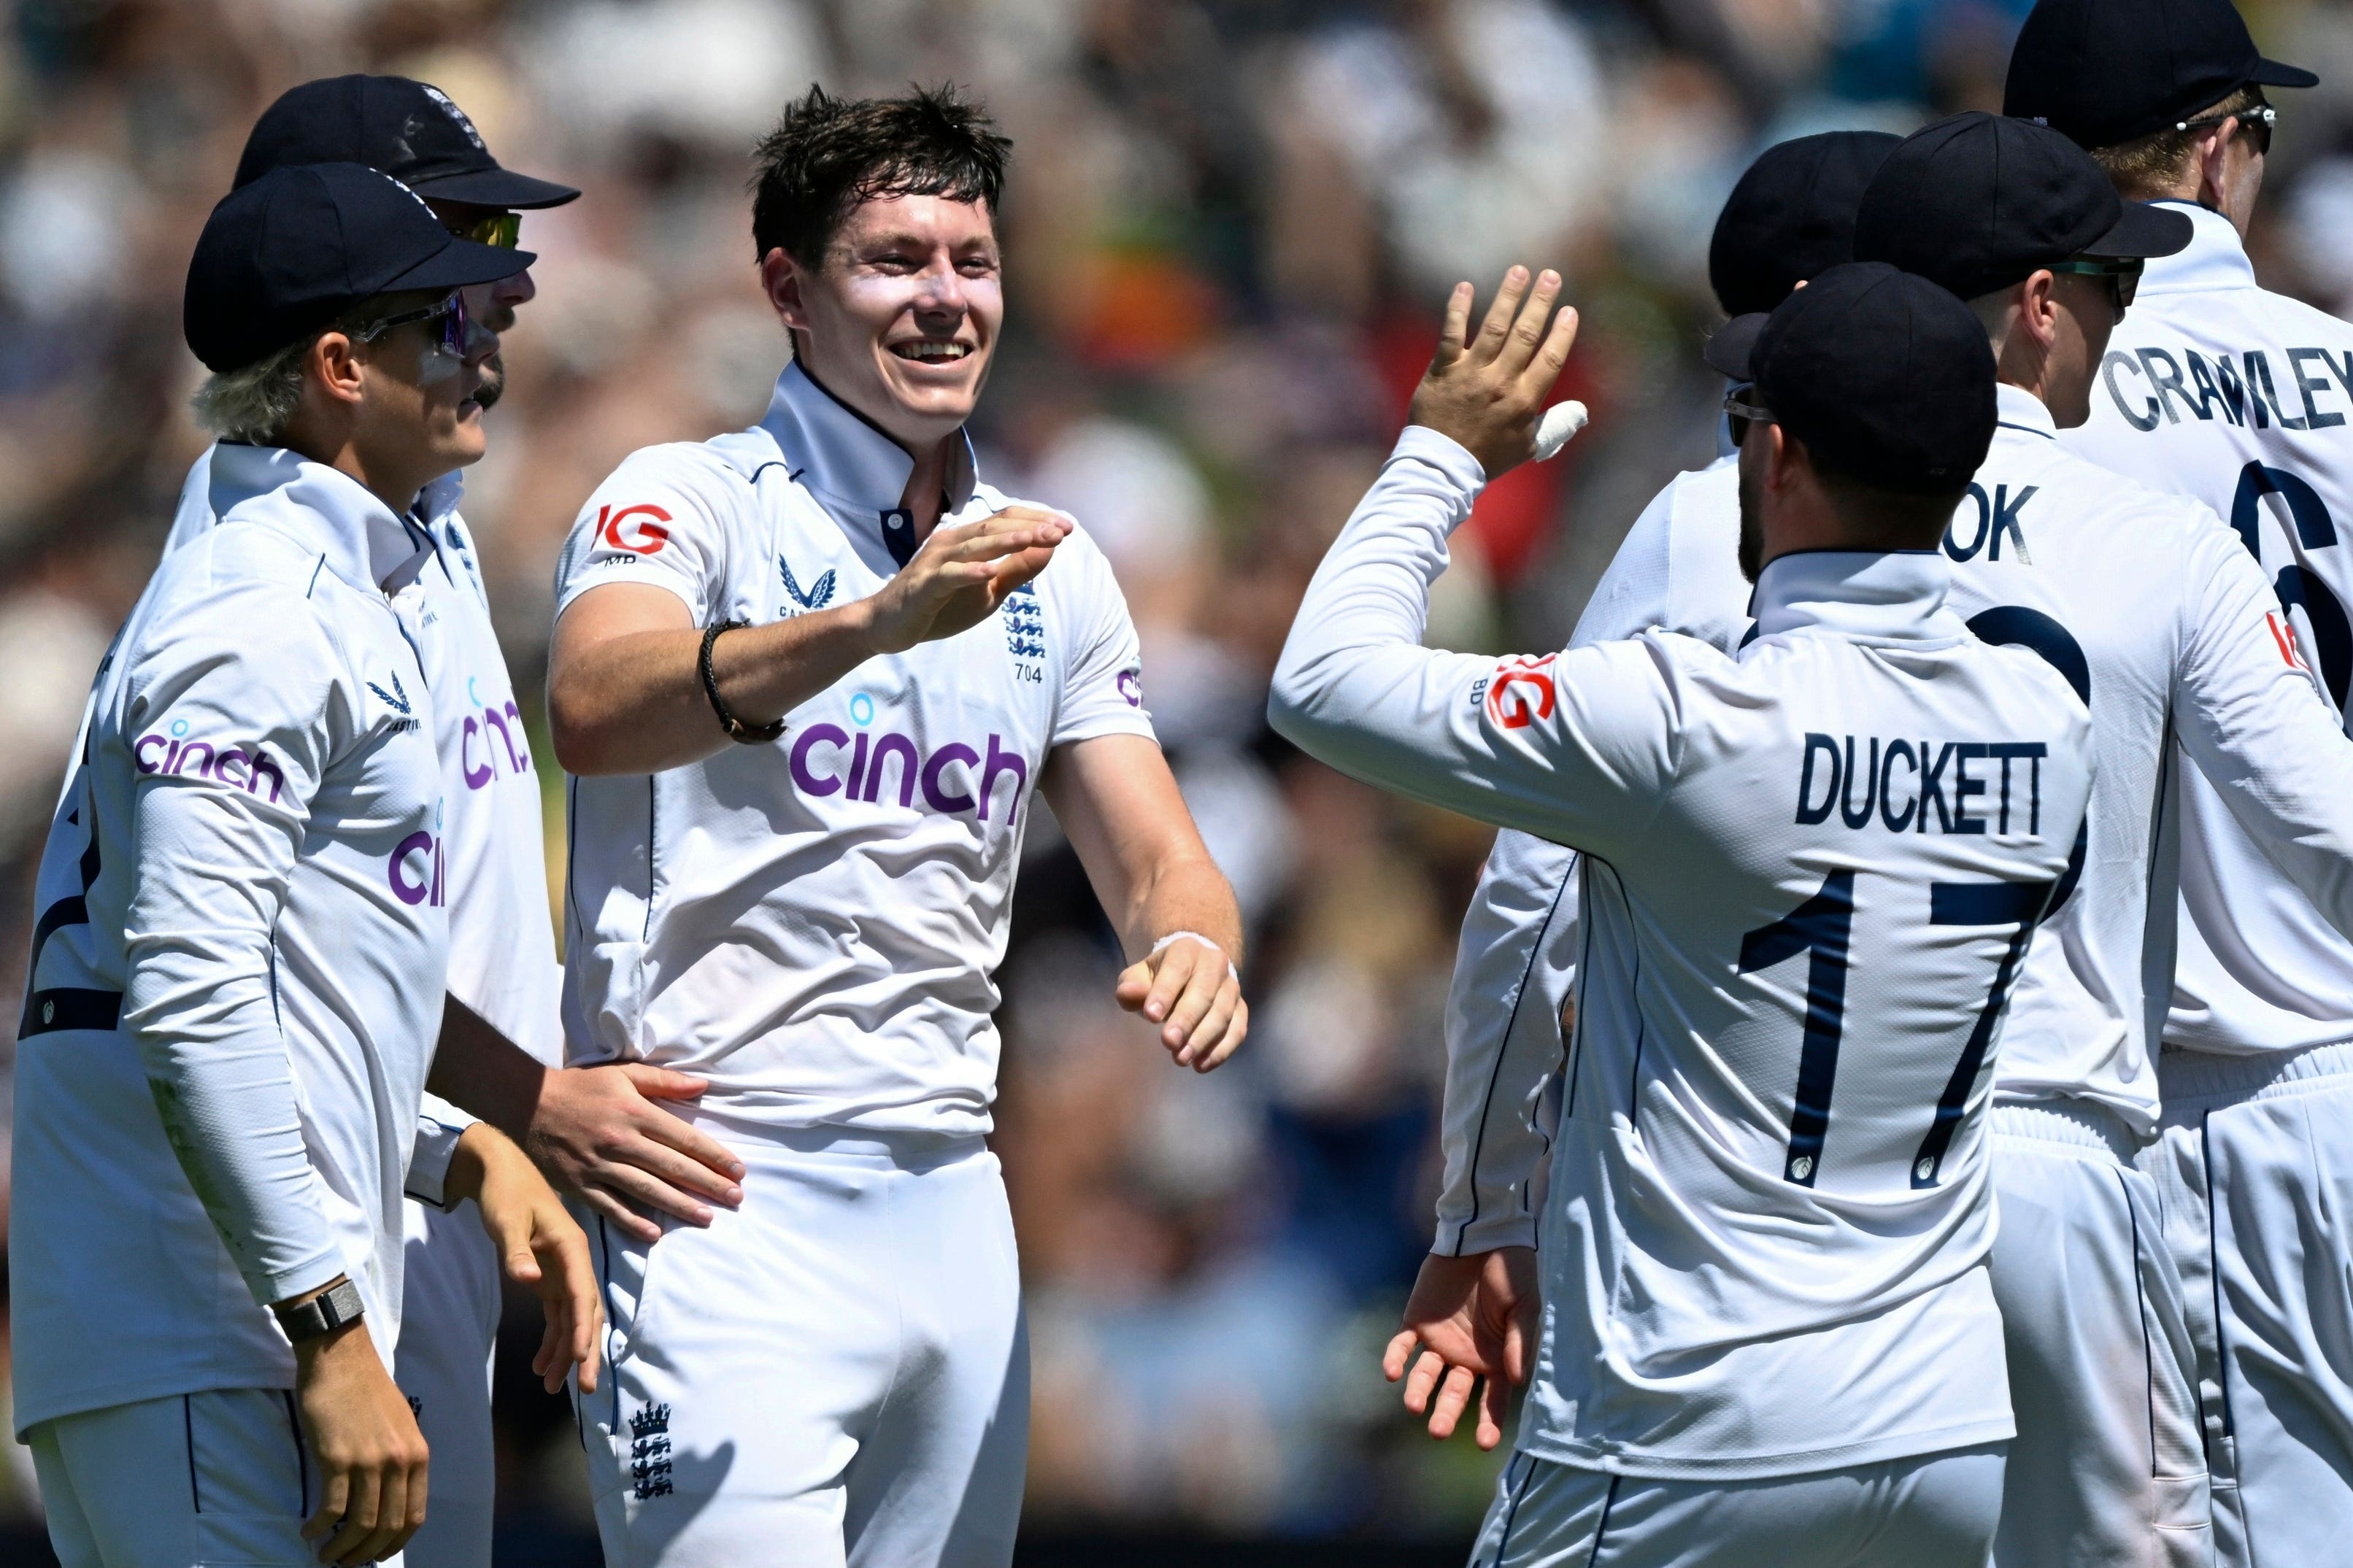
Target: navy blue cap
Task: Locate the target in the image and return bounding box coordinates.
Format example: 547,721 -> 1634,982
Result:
236,76 -> 579,210
185,163 -> 536,372
2005,0 -> 2317,150
1855,112 -> 2192,299
1705,263 -> 1997,495
1709,131 -> 1902,317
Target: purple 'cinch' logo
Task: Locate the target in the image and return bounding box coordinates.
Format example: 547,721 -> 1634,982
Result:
134,733 -> 286,803
787,726 -> 1030,822
389,830 -> 444,907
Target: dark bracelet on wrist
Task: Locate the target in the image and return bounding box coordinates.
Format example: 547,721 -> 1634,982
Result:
698,619 -> 787,745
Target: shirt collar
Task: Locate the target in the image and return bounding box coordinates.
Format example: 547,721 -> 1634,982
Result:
755,361 -> 979,566
1749,549 -> 1963,644
206,441 -> 431,594
2138,199 -> 2257,295
1995,382 -> 2059,440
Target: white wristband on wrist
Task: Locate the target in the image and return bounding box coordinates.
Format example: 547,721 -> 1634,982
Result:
1148,930 -> 1239,984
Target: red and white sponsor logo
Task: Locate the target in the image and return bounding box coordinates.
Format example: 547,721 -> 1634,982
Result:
2267,610 -> 2311,672
1485,654 -> 1557,730
598,503 -> 673,556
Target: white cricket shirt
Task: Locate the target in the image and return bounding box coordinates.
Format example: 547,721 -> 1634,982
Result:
11,445 -> 447,1432
169,447 -> 563,1067
554,365 -> 1154,1138
1274,427 -> 2094,1479
2068,200 -> 2353,1057
1436,383 -> 2353,1254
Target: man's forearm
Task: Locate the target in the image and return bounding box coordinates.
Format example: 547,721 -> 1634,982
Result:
426,995 -> 549,1138
1122,847 -> 1245,968
549,600 -> 881,776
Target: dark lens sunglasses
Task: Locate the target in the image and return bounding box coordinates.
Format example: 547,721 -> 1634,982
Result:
447,210 -> 523,249
355,289 -> 474,358
2176,101 -> 2276,156
2049,258 -> 2144,325
1724,384 -> 1776,447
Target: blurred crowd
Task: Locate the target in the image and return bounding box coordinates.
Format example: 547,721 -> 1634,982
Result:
4,0 -> 2353,1547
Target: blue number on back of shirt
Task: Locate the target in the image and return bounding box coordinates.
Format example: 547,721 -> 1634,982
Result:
2232,461 -> 2352,711
1741,870 -> 2052,1189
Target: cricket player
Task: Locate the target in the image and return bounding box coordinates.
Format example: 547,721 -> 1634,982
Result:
1398,134 -> 1898,1410
1414,107 -> 2353,1564
2009,1 -> 2353,1559
1276,261 -> 2091,1566
11,165 -> 598,1568
544,85 -> 1247,1567
158,78 -> 751,1568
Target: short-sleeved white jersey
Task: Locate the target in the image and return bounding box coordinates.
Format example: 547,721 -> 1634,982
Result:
1436,385 -> 2353,1256
10,445 -> 447,1433
2067,201 -> 2353,1057
168,447 -> 561,1066
554,366 -> 1155,1138
1275,428 -> 2094,1479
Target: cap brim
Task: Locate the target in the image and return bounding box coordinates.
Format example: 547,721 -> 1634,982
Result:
1705,314 -> 1768,381
407,166 -> 582,210
383,235 -> 539,294
2078,201 -> 2195,262
2249,57 -> 2320,90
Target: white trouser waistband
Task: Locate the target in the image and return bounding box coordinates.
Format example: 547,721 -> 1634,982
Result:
2157,1040 -> 2353,1111
1990,1097 -> 2142,1165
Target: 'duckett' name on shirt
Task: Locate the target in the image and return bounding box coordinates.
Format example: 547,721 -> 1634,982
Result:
553,364 -> 1154,1138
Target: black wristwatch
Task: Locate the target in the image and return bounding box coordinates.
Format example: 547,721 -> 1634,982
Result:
274,1278 -> 366,1344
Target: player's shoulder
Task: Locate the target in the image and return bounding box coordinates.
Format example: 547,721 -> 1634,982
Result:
2037,440 -> 2231,544
583,437 -> 768,522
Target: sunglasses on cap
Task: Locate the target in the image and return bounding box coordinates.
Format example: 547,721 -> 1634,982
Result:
2049,258 -> 2144,325
2176,101 -> 2276,157
355,288 -> 476,359
445,209 -> 523,249
1725,385 -> 1776,447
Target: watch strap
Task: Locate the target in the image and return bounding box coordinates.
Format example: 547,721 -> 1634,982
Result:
274,1277 -> 365,1344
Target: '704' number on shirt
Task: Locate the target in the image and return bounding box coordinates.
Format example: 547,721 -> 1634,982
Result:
1738,869 -> 2053,1190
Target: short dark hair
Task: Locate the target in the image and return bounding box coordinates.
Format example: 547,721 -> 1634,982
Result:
2090,85 -> 2263,200
750,84 -> 1012,266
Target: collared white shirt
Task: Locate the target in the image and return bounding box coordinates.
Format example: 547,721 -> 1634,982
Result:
11,445 -> 446,1434
168,447 -> 563,1069
553,364 -> 1155,1139
1273,426 -> 2092,1479
1434,382 -> 2353,1260
2068,199 -> 2353,1057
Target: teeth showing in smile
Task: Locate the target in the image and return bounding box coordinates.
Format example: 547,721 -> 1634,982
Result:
894,341 -> 972,362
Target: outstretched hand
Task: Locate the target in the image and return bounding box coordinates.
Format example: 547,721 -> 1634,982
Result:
865,506 -> 1070,654
1408,266 -> 1584,480
1383,1247 -> 1539,1450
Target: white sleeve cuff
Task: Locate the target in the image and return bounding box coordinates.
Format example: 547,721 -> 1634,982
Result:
1391,425 -> 1490,520
1433,1216 -> 1540,1256
404,1094 -> 480,1210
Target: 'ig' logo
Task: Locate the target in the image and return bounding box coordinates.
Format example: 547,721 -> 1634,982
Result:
598,504 -> 672,556
1485,655 -> 1557,730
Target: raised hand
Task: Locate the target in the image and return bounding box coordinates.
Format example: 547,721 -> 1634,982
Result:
864,505 -> 1070,654
1407,266 -> 1584,480
1382,1246 -> 1539,1451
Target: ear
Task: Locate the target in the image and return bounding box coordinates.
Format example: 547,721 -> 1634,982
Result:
761,247 -> 811,330
305,331 -> 366,409
1762,422 -> 1801,494
2198,120 -> 2236,206
2019,270 -> 2060,351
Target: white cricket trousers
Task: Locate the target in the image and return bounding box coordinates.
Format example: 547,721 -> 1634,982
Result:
27,1387 -> 400,1568
1467,1445 -> 2006,1567
393,1198 -> 502,1568
1987,1100 -> 2212,1568
579,1122 -> 1028,1568
2142,1042 -> 2353,1568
